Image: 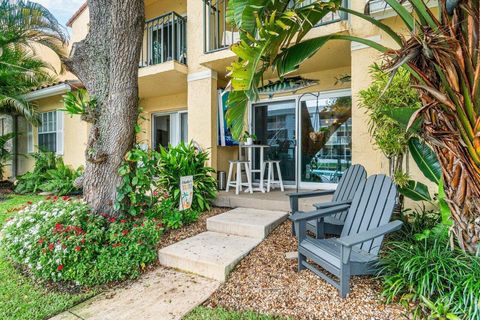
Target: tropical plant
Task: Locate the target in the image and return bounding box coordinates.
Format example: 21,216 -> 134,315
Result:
0,0 -> 67,122
0,132 -> 15,179
15,150 -> 57,193
156,142 -> 217,211
62,89 -> 97,123
39,158 -> 83,195
226,0 -> 480,253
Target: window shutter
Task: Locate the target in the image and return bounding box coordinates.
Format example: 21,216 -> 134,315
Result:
27,123 -> 34,153
56,111 -> 64,155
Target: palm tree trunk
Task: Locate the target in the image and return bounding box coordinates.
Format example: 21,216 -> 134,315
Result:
425,108 -> 480,254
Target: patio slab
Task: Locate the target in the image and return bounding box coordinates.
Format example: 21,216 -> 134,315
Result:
207,207 -> 288,239
49,268 -> 219,320
158,231 -> 261,281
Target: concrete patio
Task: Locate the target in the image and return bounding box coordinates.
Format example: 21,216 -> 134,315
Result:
213,189 -> 333,212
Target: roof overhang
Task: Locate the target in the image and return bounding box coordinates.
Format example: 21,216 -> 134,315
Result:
24,81 -> 82,101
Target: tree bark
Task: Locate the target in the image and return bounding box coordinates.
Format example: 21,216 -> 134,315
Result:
64,0 -> 145,215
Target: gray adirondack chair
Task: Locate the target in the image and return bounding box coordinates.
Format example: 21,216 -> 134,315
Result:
290,174 -> 403,298
288,164 -> 367,238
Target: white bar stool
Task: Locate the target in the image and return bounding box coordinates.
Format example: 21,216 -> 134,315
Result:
226,160 -> 253,195
263,160 -> 284,192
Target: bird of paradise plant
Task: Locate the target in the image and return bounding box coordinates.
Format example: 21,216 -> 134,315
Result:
226,0 -> 480,254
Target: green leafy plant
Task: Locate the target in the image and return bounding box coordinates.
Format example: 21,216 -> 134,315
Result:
157,142 -> 217,211
39,158 -> 83,195
15,151 -> 57,194
62,89 -> 97,123
115,146 -> 162,217
0,132 -> 15,180
380,230 -> 480,319
0,199 -> 163,286
241,131 -> 257,142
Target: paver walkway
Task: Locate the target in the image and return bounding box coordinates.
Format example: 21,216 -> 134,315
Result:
51,207 -> 287,320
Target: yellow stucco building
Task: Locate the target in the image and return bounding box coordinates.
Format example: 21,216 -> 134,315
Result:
6,0 -> 436,194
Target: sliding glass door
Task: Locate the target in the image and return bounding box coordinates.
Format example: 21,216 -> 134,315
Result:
299,92 -> 352,187
253,100 -> 296,184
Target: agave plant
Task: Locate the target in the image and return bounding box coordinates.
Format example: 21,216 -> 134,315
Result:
227,0 -> 480,253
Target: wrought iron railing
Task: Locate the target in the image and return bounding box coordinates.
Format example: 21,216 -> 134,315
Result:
140,12 -> 187,67
203,0 -> 348,54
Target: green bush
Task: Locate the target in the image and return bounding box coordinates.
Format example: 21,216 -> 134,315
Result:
15,151 -> 82,196
0,199 -> 162,286
157,142 -> 217,211
115,146 -> 162,217
380,227 -> 480,319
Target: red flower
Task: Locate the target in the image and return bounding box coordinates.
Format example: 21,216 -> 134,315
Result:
109,217 -> 116,223
38,238 -> 44,244
133,224 -> 138,228
53,196 -> 58,201
153,191 -> 159,196
48,243 -> 55,251
80,238 -> 86,244
46,196 -> 51,200
121,230 -> 129,236
27,201 -> 33,205
62,196 -> 70,201
112,243 -> 123,248
57,265 -> 64,271
120,219 -> 127,223
54,223 -> 63,232
75,246 -> 81,252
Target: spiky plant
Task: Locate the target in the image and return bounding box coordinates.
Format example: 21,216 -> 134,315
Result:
227,0 -> 480,253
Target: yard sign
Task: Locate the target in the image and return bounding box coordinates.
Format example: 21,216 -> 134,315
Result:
179,176 -> 194,210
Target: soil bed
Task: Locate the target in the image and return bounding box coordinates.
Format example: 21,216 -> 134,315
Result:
205,221 -> 405,320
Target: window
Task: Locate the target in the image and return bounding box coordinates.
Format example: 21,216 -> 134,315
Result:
152,111 -> 188,150
37,111 -> 64,154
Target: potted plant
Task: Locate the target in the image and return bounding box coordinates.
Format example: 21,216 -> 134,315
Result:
242,131 -> 257,145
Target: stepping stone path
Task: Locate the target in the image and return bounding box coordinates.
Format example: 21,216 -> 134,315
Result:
50,208 -> 287,320
158,207 -> 288,281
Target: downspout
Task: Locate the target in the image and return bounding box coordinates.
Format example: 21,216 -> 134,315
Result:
11,115 -> 18,179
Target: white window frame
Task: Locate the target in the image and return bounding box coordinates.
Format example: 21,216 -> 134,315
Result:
151,110 -> 188,149
37,110 -> 64,155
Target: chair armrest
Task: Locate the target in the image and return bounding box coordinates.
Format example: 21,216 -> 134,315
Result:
289,204 -> 351,223
337,221 -> 403,248
287,190 -> 335,199
314,199 -> 352,210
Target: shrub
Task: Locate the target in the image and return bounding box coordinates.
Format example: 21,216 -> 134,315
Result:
380,228 -> 480,319
15,151 -> 82,196
157,142 -> 217,211
115,146 -> 162,217
0,199 -> 162,286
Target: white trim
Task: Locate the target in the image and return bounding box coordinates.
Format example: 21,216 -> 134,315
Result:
27,123 -> 34,154
368,0 -> 438,20
56,110 -> 64,155
351,35 -> 381,51
23,83 -> 74,101
187,70 -> 218,82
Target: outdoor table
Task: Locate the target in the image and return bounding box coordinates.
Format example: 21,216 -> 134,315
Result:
239,144 -> 270,193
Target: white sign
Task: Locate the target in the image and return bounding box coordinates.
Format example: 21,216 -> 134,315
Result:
179,176 -> 193,211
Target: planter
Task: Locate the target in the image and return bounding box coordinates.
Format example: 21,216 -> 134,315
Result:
246,137 -> 254,145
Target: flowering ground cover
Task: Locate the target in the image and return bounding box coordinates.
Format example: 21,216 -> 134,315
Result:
0,195 -> 96,320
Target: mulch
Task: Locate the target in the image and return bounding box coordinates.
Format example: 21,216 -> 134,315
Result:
204,221 -> 406,320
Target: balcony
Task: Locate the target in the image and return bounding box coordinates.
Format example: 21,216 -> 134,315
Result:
140,12 -> 187,67
138,12 -> 188,98
203,0 -> 348,54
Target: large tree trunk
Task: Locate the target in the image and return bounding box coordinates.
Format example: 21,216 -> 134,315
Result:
64,0 -> 145,214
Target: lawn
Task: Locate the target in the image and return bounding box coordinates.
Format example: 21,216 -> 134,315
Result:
185,307 -> 288,320
0,194 -> 96,320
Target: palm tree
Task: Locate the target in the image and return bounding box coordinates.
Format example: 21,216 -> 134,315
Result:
0,0 -> 67,122
226,0 -> 480,254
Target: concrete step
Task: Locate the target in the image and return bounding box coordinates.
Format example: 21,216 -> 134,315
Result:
206,207 -> 288,239
158,231 -> 261,282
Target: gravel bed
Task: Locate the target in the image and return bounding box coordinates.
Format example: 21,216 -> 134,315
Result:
158,207 -> 229,249
205,221 -> 406,320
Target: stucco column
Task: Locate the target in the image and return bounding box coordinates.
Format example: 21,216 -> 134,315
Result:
188,71 -> 218,169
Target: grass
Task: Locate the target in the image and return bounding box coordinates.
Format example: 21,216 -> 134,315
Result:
185,307 -> 288,320
0,194 -> 96,320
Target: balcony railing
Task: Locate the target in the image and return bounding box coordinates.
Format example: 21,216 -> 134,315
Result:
203,0 -> 348,54
140,12 -> 187,67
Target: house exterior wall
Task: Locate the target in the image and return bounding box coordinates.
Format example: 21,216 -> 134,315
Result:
17,1 -> 437,200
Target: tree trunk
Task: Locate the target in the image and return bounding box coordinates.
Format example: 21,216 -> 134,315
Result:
424,107 -> 480,254
64,0 -> 145,215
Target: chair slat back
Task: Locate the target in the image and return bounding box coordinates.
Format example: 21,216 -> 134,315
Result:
331,164 -> 367,222
341,174 -> 397,255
